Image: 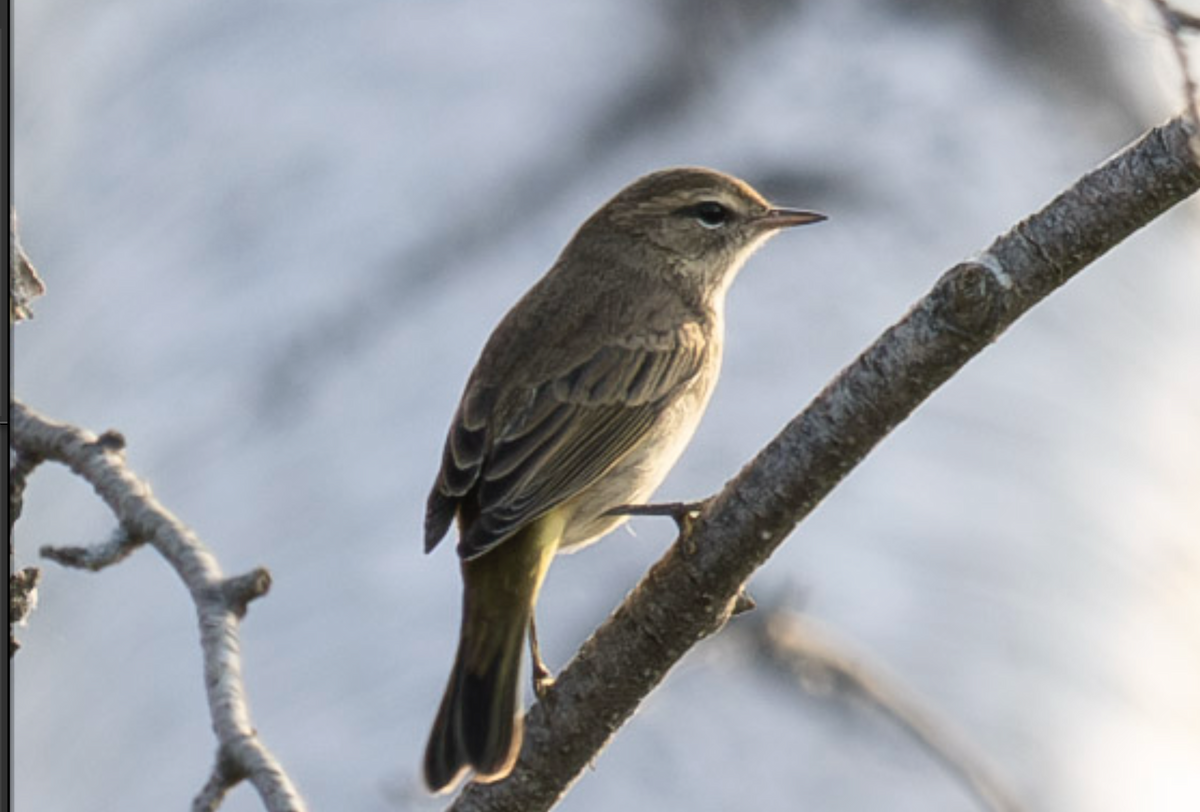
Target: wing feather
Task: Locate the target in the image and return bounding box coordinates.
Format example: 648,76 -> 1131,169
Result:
424,324 -> 707,559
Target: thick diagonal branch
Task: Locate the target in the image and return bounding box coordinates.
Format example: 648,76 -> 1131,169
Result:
448,114 -> 1200,811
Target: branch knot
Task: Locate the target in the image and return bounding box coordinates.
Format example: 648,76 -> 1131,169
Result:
221,568 -> 273,618
928,259 -> 1012,343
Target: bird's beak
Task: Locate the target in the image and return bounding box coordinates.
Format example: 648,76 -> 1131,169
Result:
757,208 -> 827,230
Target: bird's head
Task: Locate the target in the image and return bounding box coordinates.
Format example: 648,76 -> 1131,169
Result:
580,167 -> 825,298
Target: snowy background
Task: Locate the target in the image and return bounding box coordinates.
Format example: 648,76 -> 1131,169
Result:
11,0 -> 1200,810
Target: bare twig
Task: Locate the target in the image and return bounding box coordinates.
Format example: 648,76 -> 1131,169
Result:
1150,0 -> 1200,153
9,442 -> 43,533
40,527 -> 146,571
219,568 -> 274,619
10,207 -> 46,323
10,205 -> 49,654
10,446 -> 45,656
9,401 -> 308,812
9,566 -> 42,658
447,115 -> 1200,812
1153,1 -> 1200,33
748,608 -> 1024,812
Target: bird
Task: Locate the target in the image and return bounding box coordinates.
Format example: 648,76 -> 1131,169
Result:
421,166 -> 825,792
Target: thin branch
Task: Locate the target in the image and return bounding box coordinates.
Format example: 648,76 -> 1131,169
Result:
10,566 -> 42,658
10,207 -> 47,323
10,445 -> 45,657
447,115 -> 1200,811
9,197 -> 55,646
1150,0 -> 1200,152
194,743 -> 252,812
1154,1 -> 1200,33
9,446 -> 42,536
41,527 -> 146,571
9,401 -> 308,812
219,568 -> 274,620
747,608 -> 1024,812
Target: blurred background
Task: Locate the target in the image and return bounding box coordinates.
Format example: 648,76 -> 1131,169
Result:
11,0 -> 1200,810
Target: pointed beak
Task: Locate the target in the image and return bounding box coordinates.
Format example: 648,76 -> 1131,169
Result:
756,208 -> 827,230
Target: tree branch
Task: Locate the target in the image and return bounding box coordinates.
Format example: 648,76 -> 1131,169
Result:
1150,0 -> 1200,147
9,564 -> 42,658
10,445 -> 44,657
9,401 -> 308,812
9,206 -> 48,656
448,114 -> 1200,811
747,607 -> 1023,812
10,207 -> 46,323
39,526 -> 147,571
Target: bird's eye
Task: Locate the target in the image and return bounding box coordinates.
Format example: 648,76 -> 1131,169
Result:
687,201 -> 731,229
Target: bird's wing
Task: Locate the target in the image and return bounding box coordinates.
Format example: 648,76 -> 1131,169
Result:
425,324 -> 707,559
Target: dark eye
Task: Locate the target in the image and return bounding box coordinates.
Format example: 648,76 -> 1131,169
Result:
683,201 -> 731,229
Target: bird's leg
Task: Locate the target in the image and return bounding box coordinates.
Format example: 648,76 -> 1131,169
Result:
606,499 -> 708,551
528,614 -> 555,699
605,500 -> 706,530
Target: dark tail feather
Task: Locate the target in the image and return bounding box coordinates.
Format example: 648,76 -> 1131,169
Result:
423,608 -> 526,792
423,516 -> 560,793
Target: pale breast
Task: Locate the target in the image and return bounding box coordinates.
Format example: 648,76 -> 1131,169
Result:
557,346 -> 721,551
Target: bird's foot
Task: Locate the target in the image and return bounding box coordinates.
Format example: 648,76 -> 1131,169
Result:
529,615 -> 556,700
532,660 -> 557,700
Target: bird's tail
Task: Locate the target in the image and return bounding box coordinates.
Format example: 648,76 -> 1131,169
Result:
423,608 -> 527,792
423,518 -> 560,793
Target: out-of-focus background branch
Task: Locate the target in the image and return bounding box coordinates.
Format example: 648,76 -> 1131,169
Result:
744,603 -> 1022,812
1149,0 -> 1200,139
12,1 -> 1199,810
